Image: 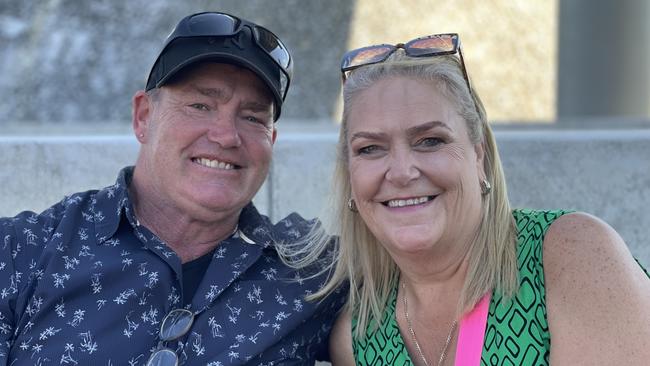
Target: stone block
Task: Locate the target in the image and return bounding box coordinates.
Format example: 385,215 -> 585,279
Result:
0,128 -> 648,266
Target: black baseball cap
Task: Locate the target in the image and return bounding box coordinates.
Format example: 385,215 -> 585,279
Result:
145,12 -> 293,121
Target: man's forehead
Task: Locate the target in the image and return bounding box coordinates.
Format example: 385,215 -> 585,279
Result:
170,62 -> 274,104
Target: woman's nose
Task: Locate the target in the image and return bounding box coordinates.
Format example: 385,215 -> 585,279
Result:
385,149 -> 420,186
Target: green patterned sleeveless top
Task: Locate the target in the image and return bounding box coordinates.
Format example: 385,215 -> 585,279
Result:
351,209 -> 569,365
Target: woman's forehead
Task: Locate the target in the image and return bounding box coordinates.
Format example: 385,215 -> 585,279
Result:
345,77 -> 466,134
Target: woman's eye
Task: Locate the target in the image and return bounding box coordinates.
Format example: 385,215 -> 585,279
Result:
357,145 -> 381,155
417,137 -> 443,147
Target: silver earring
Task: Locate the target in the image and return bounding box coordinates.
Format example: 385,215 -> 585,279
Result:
480,179 -> 492,195
139,133 -> 144,138
347,198 -> 358,212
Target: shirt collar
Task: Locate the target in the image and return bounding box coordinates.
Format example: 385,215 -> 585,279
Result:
234,202 -> 275,248
94,166 -> 136,244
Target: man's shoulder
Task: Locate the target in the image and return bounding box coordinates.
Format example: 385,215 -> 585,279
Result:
272,212 -> 316,235
2,165 -> 130,222
0,189 -> 104,270
2,190 -> 87,222
0,183 -> 119,240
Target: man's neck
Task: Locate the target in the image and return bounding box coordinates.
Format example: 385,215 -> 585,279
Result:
128,178 -> 241,263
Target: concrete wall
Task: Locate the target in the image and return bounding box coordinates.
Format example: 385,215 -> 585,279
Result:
1,0 -> 560,125
0,0 -> 354,123
1,127 -> 649,266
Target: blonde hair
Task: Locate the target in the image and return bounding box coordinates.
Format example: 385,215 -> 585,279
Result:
282,51 -> 517,338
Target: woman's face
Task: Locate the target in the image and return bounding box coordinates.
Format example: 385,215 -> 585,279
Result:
346,76 -> 485,256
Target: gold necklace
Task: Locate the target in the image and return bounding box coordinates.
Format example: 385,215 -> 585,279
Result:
401,282 -> 458,366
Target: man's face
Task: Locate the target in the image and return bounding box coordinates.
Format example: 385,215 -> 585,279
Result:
133,62 -> 276,221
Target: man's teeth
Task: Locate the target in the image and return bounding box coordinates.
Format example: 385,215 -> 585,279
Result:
387,196 -> 431,208
194,158 -> 235,170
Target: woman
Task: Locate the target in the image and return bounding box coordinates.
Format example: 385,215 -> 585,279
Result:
306,34 -> 650,365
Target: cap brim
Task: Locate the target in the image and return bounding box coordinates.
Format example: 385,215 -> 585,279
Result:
156,52 -> 282,120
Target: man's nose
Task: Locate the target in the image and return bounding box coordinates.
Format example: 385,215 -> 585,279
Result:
206,113 -> 242,148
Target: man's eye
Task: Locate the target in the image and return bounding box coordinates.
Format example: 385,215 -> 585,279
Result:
189,103 -> 209,111
243,115 -> 273,129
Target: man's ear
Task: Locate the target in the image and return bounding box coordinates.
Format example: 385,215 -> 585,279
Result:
271,127 -> 277,145
132,90 -> 153,143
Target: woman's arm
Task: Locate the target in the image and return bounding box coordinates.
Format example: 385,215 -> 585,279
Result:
329,307 -> 356,366
544,212 -> 650,364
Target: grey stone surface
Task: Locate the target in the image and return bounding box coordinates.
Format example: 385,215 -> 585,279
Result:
1,128 -> 649,266
0,136 -> 138,215
268,130 -> 339,220
498,129 -> 650,266
0,0 -> 353,124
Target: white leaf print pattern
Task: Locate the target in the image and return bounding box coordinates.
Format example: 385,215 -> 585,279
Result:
0,168 -> 346,364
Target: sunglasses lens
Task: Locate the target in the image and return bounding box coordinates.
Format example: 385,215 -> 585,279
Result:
159,309 -> 194,342
255,27 -> 291,70
408,34 -> 457,56
279,72 -> 289,99
187,13 -> 238,35
342,45 -> 395,70
147,348 -> 178,366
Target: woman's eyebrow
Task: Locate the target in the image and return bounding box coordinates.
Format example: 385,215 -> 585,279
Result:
406,120 -> 451,137
349,121 -> 452,143
349,131 -> 388,143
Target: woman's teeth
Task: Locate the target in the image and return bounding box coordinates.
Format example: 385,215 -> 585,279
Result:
386,196 -> 431,208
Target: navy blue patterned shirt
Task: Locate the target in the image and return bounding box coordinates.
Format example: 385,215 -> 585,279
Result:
0,167 -> 346,365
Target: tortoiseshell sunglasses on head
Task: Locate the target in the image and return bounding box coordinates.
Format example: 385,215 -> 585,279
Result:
340,33 -> 472,94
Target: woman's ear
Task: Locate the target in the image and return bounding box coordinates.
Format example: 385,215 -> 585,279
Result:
474,141 -> 486,178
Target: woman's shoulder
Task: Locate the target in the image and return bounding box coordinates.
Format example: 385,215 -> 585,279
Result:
542,211 -> 648,285
542,211 -> 635,271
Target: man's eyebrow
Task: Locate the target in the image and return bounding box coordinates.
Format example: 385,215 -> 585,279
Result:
193,86 -> 228,100
187,85 -> 271,112
241,101 -> 273,113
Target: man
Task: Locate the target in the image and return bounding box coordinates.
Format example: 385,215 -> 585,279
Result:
0,12 -> 345,365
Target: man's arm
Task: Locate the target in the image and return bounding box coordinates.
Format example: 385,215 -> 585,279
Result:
0,220 -> 20,361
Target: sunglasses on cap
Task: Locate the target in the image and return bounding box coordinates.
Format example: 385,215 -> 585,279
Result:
340,33 -> 472,96
146,11 -> 293,103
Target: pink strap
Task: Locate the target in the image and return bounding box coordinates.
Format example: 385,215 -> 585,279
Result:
454,292 -> 491,366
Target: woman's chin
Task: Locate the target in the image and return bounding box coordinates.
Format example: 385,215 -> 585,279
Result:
382,232 -> 440,255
